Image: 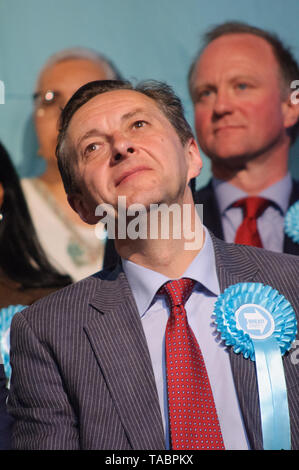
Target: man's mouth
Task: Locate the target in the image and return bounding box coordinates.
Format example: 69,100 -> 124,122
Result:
115,166 -> 151,187
214,125 -> 244,133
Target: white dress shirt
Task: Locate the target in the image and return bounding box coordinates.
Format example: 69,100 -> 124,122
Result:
122,228 -> 250,450
212,173 -> 292,252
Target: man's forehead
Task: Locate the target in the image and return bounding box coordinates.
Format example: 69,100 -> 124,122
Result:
198,33 -> 277,70
69,89 -> 162,128
190,33 -> 281,93
83,88 -> 156,110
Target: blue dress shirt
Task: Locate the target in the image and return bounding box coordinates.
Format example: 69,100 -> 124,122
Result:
122,228 -> 250,450
212,173 -> 292,252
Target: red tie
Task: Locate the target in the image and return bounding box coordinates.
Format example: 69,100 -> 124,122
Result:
159,278 -> 225,450
234,197 -> 270,248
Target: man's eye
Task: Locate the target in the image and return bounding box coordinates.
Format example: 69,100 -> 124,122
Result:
201,90 -> 212,97
84,143 -> 100,156
133,120 -> 147,129
195,89 -> 212,102
236,83 -> 248,90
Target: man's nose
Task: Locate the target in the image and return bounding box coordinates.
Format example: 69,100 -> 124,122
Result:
212,87 -> 234,119
111,132 -> 135,163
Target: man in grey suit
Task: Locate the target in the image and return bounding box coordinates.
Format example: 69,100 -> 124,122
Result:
8,80 -> 299,450
189,22 -> 299,255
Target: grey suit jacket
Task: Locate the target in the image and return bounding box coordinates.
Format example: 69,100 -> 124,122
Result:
8,234 -> 299,450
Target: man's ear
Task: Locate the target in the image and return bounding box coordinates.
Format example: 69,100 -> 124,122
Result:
282,94 -> 299,129
67,193 -> 99,225
186,138 -> 202,180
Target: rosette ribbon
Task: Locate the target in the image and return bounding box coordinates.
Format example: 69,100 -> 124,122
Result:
0,304 -> 27,382
214,283 -> 297,450
284,201 -> 299,244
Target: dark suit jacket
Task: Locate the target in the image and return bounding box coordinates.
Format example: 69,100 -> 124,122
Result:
0,364 -> 12,449
193,179 -> 299,256
7,234 -> 299,450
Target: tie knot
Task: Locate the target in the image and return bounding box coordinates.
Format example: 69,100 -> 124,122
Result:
158,278 -> 195,309
234,196 -> 270,219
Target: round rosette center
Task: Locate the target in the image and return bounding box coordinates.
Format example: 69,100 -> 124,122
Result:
214,282 -> 297,360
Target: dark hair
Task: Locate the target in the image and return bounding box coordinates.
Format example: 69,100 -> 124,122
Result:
0,142 -> 72,288
56,79 -> 194,195
188,21 -> 299,143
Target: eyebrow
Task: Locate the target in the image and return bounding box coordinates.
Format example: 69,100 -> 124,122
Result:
192,74 -> 260,99
76,128 -> 102,149
196,74 -> 258,88
75,107 -> 148,148
120,108 -> 145,121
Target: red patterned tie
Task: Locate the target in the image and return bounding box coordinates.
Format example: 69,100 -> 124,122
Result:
159,278 -> 225,450
234,197 -> 270,248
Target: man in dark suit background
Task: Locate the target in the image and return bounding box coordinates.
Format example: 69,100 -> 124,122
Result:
188,22 -> 299,255
8,79 -> 299,450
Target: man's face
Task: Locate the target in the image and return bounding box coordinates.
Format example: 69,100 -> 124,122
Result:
191,34 -> 294,163
67,89 -> 201,223
34,58 -> 108,162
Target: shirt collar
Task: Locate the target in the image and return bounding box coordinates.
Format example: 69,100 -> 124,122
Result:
122,226 -> 220,318
212,173 -> 292,215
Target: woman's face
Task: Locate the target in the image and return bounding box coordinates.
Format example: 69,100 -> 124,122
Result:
34,58 -> 109,162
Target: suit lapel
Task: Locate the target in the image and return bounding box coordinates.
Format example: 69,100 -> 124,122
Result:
194,181 -> 224,239
84,267 -> 165,450
211,234 -> 264,449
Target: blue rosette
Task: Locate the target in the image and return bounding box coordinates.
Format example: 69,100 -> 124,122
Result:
0,304 -> 27,382
214,282 -> 297,450
284,201 -> 299,244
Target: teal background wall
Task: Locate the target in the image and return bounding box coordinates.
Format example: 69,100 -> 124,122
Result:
0,0 -> 298,188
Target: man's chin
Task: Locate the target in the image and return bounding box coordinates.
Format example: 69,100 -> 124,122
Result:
210,150 -> 254,170
116,188 -> 161,209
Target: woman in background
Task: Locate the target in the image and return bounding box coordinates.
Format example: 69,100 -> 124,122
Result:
0,141 -> 72,381
22,47 -> 122,280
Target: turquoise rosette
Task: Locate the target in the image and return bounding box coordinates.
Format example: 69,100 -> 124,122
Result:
0,304 -> 27,381
284,201 -> 299,244
214,282 -> 297,360
214,282 -> 297,450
